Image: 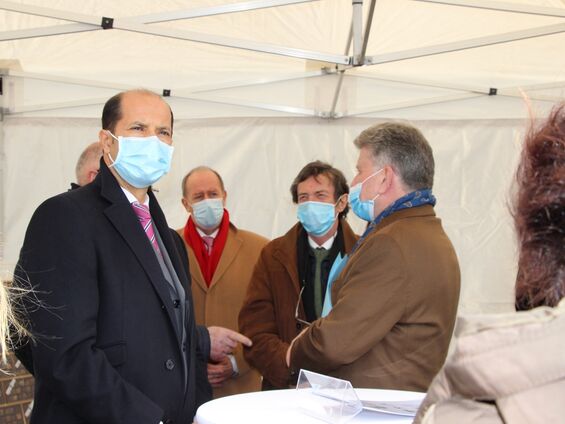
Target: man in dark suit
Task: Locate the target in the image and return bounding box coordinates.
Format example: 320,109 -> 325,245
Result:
15,89 -> 250,424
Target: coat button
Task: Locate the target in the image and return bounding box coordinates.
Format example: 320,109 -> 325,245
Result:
296,323 -> 302,330
165,359 -> 175,370
161,304 -> 166,310
173,299 -> 180,308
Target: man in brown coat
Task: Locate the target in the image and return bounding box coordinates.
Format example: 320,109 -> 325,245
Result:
287,123 -> 460,391
177,166 -> 268,398
239,161 -> 358,390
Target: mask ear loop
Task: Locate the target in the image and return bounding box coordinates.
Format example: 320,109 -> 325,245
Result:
370,167 -> 389,201
104,130 -> 119,167
333,194 -> 347,220
359,167 -> 384,186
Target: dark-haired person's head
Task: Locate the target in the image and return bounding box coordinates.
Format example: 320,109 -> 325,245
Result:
290,161 -> 349,241
290,161 -> 349,218
101,89 -> 174,134
514,104 -> 565,311
98,89 -> 174,192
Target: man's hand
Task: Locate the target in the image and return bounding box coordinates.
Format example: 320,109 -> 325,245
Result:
207,356 -> 233,388
208,326 -> 252,362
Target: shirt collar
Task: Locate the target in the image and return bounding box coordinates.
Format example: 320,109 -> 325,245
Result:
120,186 -> 149,207
196,226 -> 220,239
308,232 -> 336,250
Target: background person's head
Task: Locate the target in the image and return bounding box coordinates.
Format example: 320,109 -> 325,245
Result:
75,142 -> 102,186
514,104 -> 565,311
350,122 -> 435,220
181,167 -> 227,234
290,161 -> 349,218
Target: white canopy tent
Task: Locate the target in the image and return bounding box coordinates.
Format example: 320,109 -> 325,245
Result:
1,0 -> 564,314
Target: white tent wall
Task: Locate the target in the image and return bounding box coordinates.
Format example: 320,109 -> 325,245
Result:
1,0 -> 564,313
1,115 -> 523,314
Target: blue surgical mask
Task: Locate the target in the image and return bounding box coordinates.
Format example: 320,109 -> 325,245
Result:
107,131 -> 173,189
191,198 -> 224,230
297,198 -> 340,237
349,168 -> 383,222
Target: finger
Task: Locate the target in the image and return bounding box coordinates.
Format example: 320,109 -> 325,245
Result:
208,365 -> 220,373
228,331 -> 252,347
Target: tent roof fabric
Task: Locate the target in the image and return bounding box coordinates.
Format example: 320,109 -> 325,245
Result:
1,0 -> 564,120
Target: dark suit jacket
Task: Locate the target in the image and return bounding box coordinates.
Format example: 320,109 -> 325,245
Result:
15,160 -> 210,424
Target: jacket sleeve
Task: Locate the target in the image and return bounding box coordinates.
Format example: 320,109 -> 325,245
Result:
231,343 -> 251,377
15,196 -> 163,424
238,247 -> 291,388
169,228 -> 212,407
290,234 -> 408,372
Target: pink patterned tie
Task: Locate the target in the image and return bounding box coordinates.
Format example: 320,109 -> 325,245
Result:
202,236 -> 214,255
131,202 -> 161,256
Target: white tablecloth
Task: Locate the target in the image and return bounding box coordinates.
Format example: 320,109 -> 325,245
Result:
195,388 -> 425,424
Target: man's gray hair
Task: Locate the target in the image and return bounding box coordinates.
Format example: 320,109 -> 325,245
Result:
353,122 -> 435,190
75,142 -> 102,186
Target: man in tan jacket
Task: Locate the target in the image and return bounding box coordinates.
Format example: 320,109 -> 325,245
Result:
177,166 -> 268,398
239,161 -> 358,390
287,123 -> 460,391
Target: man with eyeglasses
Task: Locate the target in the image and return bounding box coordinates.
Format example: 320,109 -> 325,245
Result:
239,161 -> 358,390
286,122 -> 461,392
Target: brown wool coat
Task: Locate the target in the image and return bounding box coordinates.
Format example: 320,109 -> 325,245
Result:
177,223 -> 268,398
238,220 -> 358,388
290,205 -> 461,391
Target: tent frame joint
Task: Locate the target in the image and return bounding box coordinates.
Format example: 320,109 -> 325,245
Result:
101,17 -> 114,29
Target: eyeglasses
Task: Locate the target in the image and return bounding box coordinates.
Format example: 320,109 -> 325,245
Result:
295,286 -> 311,327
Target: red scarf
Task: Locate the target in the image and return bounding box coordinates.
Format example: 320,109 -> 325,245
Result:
183,210 -> 230,287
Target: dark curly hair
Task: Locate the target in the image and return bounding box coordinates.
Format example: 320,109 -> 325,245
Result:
514,104 -> 565,311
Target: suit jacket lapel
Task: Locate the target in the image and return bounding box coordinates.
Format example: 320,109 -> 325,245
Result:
210,226 -> 242,287
186,244 -> 207,293
273,224 -> 301,295
98,163 -> 182,341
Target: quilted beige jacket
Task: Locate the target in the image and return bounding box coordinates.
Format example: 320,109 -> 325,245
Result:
414,299 -> 565,423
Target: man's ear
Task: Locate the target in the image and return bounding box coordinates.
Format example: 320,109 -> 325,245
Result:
335,194 -> 347,214
379,165 -> 395,194
181,197 -> 192,214
88,170 -> 99,184
99,129 -> 112,154
222,191 -> 228,208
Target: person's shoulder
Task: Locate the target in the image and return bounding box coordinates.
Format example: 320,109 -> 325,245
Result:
261,222 -> 300,252
34,189 -> 81,215
231,225 -> 269,245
